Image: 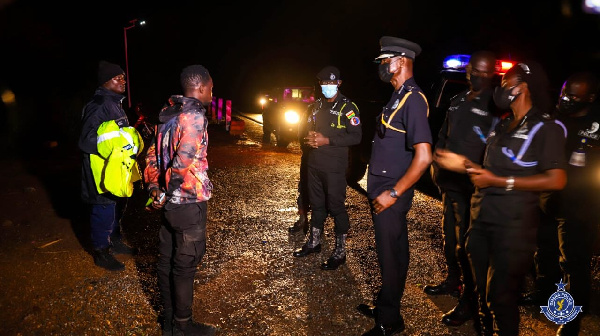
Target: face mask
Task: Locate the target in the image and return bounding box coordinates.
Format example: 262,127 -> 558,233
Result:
557,97 -> 590,116
321,84 -> 338,99
493,85 -> 520,110
469,75 -> 492,92
378,63 -> 394,83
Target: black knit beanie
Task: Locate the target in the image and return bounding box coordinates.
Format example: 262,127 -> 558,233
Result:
97,60 -> 125,86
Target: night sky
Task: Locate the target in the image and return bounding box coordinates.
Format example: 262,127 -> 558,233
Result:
1,0 -> 599,150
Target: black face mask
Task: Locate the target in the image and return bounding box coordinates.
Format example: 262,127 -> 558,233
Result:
557,97 -> 590,116
493,85 -> 520,110
469,75 -> 492,92
378,63 -> 394,83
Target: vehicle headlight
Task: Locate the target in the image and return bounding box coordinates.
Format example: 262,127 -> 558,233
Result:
284,110 -> 300,124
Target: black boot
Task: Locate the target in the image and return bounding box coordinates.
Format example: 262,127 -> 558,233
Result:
424,276 -> 462,297
442,293 -> 476,326
110,237 -> 137,255
321,233 -> 347,270
93,248 -> 125,271
173,318 -> 217,336
161,308 -> 174,336
293,227 -> 322,257
288,213 -> 309,233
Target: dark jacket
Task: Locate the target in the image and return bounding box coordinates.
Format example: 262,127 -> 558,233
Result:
79,87 -> 129,204
305,94 -> 362,172
432,88 -> 498,192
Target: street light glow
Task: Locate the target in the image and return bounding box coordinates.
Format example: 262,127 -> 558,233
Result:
124,19 -> 146,109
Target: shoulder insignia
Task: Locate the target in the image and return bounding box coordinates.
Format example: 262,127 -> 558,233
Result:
345,110 -> 356,119
350,116 -> 360,126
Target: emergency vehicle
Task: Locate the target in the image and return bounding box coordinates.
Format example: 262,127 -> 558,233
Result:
260,86 -> 315,147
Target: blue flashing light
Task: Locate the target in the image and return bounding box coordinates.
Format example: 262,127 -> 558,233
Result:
443,54 -> 471,70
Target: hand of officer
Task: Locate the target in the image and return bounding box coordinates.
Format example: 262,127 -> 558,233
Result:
304,131 -> 329,148
433,149 -> 468,173
371,191 -> 397,215
466,162 -> 496,189
150,189 -> 166,209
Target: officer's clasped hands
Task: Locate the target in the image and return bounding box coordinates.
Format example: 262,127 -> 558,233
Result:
304,131 -> 329,148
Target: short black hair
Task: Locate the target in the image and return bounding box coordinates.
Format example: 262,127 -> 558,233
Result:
470,50 -> 496,65
567,72 -> 600,95
180,65 -> 211,90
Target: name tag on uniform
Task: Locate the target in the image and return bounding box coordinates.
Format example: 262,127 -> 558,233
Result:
471,107 -> 488,116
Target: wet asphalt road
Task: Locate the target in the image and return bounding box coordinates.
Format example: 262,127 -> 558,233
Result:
3,112 -> 599,335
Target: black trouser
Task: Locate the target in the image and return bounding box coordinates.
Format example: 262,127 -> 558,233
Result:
157,202 -> 207,321
297,153 -> 310,215
372,189 -> 413,326
532,208 -> 562,294
558,205 -> 599,312
466,220 -> 537,336
440,190 -> 474,292
307,166 -> 349,233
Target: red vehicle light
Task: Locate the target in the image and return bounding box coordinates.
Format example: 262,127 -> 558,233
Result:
496,60 -> 515,75
444,54 -> 516,75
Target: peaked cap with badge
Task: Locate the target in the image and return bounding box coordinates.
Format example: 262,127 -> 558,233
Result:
374,36 -> 422,62
317,65 -> 341,81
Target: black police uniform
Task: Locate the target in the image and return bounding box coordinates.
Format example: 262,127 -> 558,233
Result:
430,88 -> 499,295
535,106 -> 600,320
305,94 -> 362,233
367,77 -> 432,327
465,108 -> 567,335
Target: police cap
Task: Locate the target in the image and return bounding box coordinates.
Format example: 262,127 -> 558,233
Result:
316,66 -> 341,81
374,36 -> 422,62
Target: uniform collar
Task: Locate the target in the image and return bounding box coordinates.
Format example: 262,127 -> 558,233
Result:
397,77 -> 417,93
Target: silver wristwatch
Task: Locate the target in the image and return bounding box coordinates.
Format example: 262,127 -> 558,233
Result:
389,189 -> 399,198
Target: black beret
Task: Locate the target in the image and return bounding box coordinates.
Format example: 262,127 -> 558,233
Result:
98,60 -> 125,86
316,66 -> 341,81
375,36 -> 422,61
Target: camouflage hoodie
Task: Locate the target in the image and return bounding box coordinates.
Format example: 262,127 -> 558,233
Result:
144,95 -> 212,204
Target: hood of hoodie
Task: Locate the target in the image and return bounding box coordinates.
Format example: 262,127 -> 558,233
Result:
159,95 -> 205,123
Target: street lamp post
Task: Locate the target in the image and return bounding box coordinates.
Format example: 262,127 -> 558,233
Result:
123,19 -> 145,109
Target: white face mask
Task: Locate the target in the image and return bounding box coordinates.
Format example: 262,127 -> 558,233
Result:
321,84 -> 338,99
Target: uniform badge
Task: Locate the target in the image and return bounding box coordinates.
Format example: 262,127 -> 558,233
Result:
540,279 -> 582,325
579,122 -> 600,140
391,99 -> 399,110
345,110 -> 356,119
350,116 -> 360,126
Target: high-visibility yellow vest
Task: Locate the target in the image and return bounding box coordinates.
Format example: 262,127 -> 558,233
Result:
90,120 -> 143,197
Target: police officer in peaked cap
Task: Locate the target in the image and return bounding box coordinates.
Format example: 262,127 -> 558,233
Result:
292,65 -> 362,272
357,37 -> 433,336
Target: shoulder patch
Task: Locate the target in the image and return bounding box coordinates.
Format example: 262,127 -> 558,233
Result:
345,110 -> 356,119
350,116 -> 360,126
